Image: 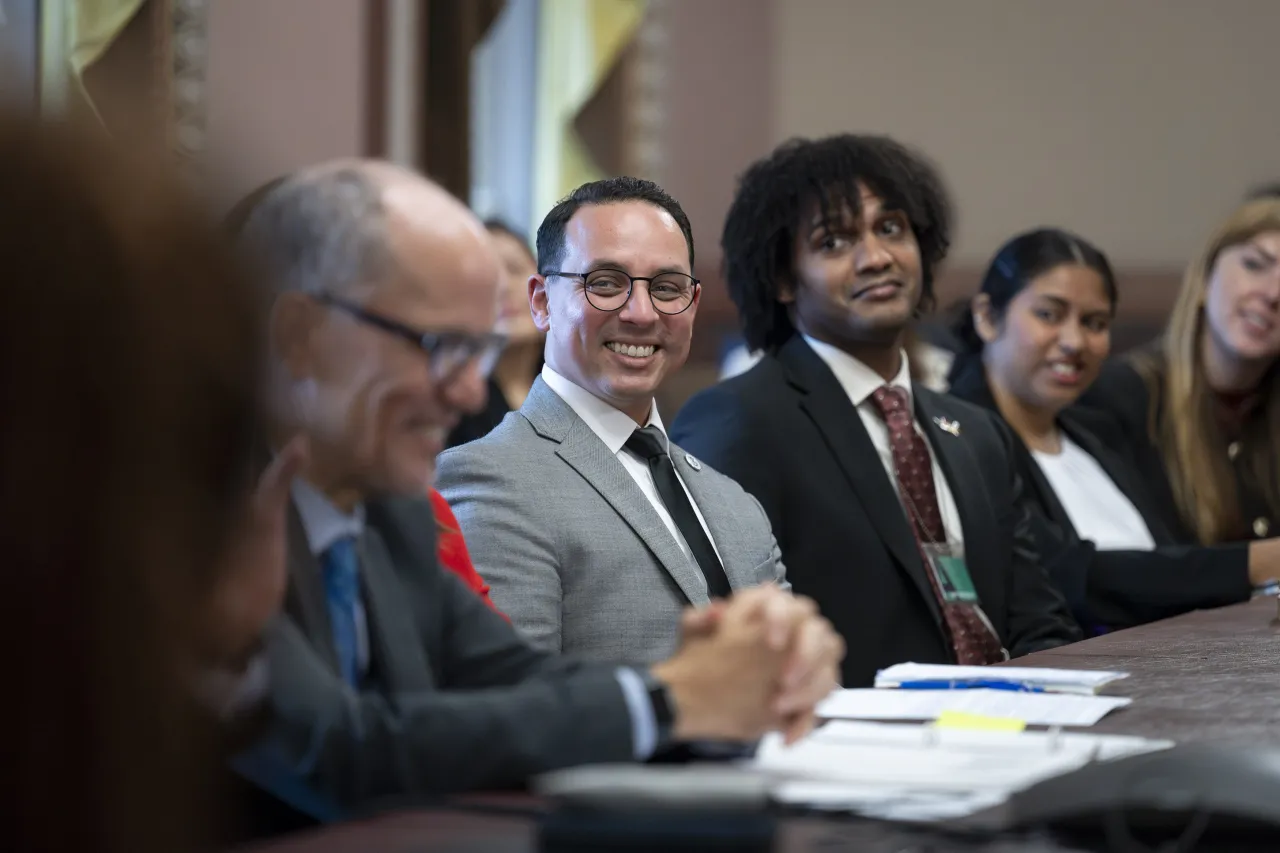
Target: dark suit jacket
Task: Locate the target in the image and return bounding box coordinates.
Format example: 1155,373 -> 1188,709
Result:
670,337 -> 1081,688
249,494 -> 636,814
947,355 -> 1251,630
1081,355 -> 1276,543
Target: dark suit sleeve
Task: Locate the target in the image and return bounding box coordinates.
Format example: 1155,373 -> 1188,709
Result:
1029,516 -> 1251,630
999,420 -> 1253,630
256,569 -> 636,810
993,422 -> 1085,656
671,386 -> 783,527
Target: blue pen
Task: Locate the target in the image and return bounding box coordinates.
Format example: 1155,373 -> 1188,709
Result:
895,679 -> 1046,693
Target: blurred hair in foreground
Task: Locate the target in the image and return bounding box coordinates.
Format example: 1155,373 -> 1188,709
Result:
0,114 -> 262,851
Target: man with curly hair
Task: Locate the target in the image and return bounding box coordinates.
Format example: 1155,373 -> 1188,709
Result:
672,134 -> 1081,687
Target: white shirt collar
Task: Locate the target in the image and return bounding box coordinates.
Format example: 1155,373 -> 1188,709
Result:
540,364 -> 667,455
291,476 -> 366,557
802,335 -> 914,409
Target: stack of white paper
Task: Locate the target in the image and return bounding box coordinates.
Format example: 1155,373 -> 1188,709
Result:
875,662 -> 1129,694
771,780 -> 1008,822
817,687 -> 1132,727
755,721 -> 1173,821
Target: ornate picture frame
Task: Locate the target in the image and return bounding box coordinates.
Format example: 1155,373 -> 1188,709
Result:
164,0 -> 211,165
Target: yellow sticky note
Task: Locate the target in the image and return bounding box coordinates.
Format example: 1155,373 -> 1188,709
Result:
934,710 -> 1027,733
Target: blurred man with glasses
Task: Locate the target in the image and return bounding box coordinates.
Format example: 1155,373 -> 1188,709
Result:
438,177 -> 798,667
232,164 -> 842,821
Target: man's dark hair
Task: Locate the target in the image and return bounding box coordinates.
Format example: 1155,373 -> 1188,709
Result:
722,134 -> 953,353
535,176 -> 695,274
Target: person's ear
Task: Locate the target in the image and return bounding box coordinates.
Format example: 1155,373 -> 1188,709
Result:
530,274 -> 552,333
776,273 -> 797,305
971,293 -> 1001,344
685,278 -> 703,317
269,292 -> 322,379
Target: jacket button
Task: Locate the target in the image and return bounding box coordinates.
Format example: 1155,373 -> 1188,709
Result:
1254,517 -> 1270,538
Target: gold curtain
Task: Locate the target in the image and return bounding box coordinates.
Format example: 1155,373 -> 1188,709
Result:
40,0 -> 147,120
531,0 -> 646,220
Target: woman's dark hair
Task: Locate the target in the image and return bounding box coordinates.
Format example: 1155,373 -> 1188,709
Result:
483,218 -> 536,264
951,227 -> 1118,355
1,116 -> 262,852
721,133 -> 953,353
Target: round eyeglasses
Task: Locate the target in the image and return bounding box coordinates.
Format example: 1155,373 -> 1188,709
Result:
544,268 -> 699,315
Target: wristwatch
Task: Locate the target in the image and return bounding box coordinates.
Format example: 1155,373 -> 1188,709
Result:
641,669 -> 677,750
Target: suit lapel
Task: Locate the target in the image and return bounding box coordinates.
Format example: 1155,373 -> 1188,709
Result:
358,527 -> 434,692
672,447 -> 750,583
1019,438 -> 1070,526
283,502 -> 340,673
556,420 -> 708,604
915,390 -> 1001,603
781,339 -> 942,625
522,379 -> 708,605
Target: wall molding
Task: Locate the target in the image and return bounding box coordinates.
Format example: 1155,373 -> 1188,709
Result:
623,0 -> 668,182
167,0 -> 212,172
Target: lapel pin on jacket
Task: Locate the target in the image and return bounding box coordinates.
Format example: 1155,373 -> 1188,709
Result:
933,416 -> 961,437
685,453 -> 702,471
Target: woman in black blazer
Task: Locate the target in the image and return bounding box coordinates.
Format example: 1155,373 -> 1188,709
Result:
948,228 -> 1279,632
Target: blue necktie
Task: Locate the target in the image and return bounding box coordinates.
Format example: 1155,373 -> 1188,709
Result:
321,537 -> 361,687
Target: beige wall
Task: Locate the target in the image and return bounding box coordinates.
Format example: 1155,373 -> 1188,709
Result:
201,0 -> 1280,271
772,0 -> 1280,266
661,0 -> 773,269
205,0 -> 369,201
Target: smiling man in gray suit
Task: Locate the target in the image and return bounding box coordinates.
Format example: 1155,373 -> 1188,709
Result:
232,163 -> 843,824
437,178 -> 787,664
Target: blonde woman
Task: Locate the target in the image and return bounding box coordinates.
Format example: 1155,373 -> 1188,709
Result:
1084,198 -> 1280,548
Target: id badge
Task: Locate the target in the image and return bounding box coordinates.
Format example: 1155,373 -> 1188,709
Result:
921,542 -> 979,604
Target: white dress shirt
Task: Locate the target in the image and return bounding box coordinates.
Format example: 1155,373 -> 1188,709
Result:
803,336 -> 965,546
541,364 -> 725,566
1033,436 -> 1157,552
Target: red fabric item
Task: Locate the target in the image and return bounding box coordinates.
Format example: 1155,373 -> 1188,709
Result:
428,488 -> 504,617
870,386 -> 1003,665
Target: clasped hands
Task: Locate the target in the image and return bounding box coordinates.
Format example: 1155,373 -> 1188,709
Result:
651,584 -> 845,746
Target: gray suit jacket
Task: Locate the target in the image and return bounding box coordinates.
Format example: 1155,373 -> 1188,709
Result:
255,494 -> 635,810
436,377 -> 787,664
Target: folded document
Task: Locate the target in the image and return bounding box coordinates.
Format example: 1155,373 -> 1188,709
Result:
757,720 -> 1172,821
875,662 -> 1128,695
818,688 -> 1131,727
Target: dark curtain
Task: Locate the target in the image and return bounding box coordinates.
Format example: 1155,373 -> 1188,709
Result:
420,0 -> 506,199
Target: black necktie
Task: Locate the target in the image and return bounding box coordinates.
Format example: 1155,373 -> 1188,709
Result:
625,425 -> 732,598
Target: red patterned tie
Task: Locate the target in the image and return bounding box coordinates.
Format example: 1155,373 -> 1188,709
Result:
870,386 -> 1004,665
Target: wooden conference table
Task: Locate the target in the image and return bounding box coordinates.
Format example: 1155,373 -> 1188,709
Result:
244,597 -> 1280,852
